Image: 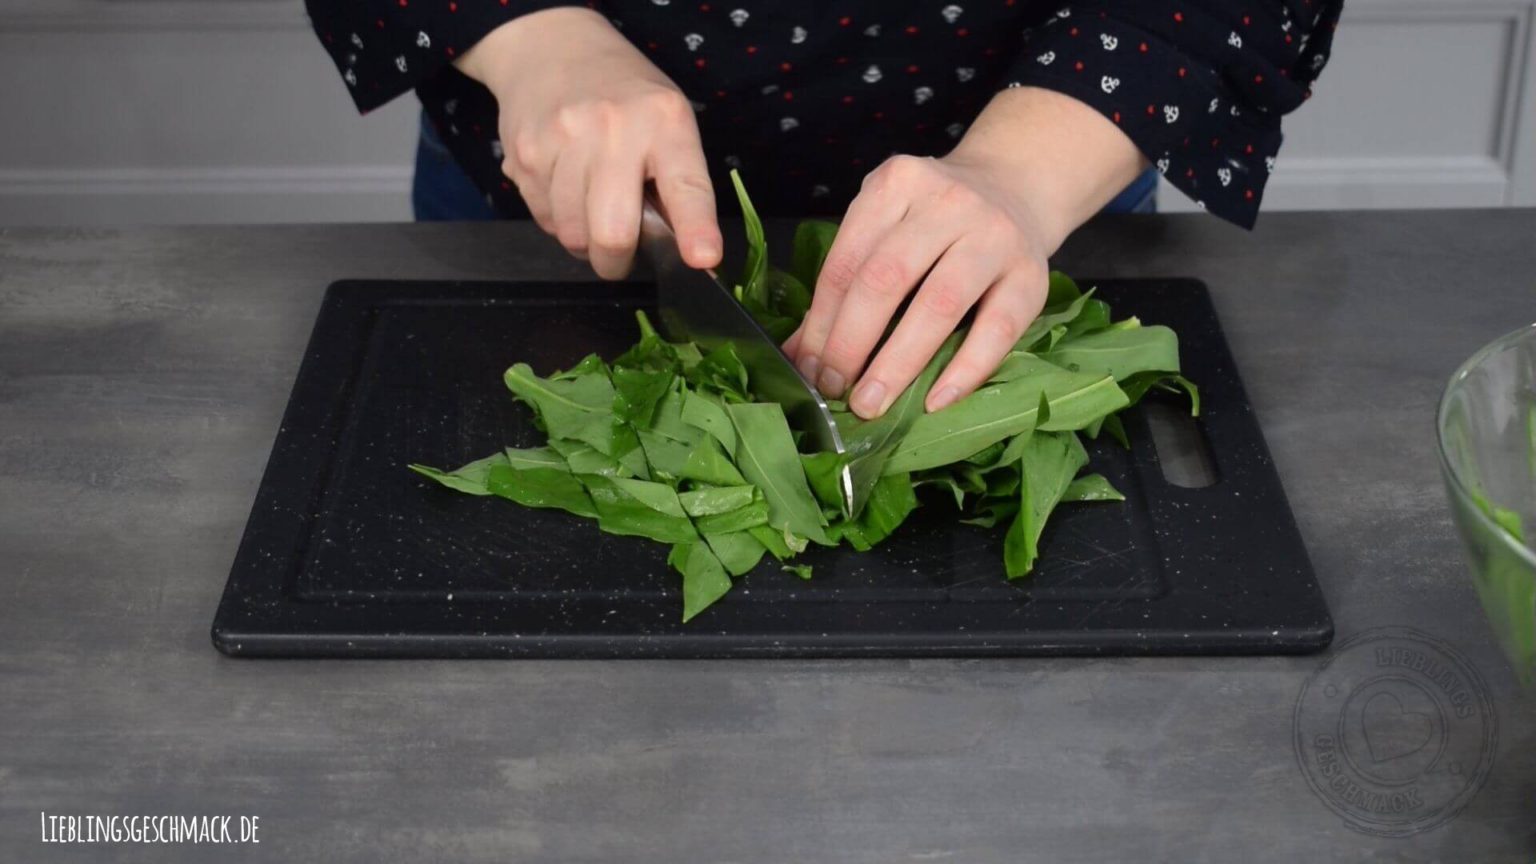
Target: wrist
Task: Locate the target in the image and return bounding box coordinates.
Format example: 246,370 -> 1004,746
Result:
454,6 -> 617,94
944,86 -> 1147,252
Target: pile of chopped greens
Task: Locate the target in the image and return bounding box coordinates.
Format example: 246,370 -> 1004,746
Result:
411,172 -> 1198,621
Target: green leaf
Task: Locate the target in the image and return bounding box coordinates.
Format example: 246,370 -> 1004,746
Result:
839,332 -> 963,518
612,367 -> 675,426
729,168 -> 769,307
789,219 -> 839,294
637,428 -> 696,480
1016,287 -> 1095,351
1061,473 -> 1125,502
782,563 -> 815,580
705,531 -> 769,577
688,344 -> 751,403
504,362 -> 617,454
1041,325 -> 1181,381
679,434 -> 748,486
747,523 -> 794,560
726,402 -> 831,544
886,365 -> 1126,473
1003,431 -> 1089,578
486,463 -> 596,517
680,389 -> 737,452
765,269 -> 814,322
836,472 -> 918,551
503,446 -> 569,471
549,438 -> 628,477
693,497 -> 771,535
679,484 -> 759,516
408,452 -> 508,496
669,541 -> 733,622
581,475 -> 697,544
800,451 -> 848,513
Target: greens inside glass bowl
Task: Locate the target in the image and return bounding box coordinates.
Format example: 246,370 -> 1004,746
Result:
1437,322 -> 1536,684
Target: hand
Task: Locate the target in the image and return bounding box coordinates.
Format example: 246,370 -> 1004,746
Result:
784,86 -> 1147,419
456,8 -> 721,278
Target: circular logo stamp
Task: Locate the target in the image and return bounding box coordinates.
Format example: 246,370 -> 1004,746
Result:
1294,627 -> 1498,837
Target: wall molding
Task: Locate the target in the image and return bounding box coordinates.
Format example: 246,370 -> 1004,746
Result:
0,165 -> 412,196
1159,156 -> 1510,212
0,166 -> 414,225
0,0 -> 308,32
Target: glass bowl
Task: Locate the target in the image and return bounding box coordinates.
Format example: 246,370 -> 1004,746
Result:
1437,322 -> 1536,685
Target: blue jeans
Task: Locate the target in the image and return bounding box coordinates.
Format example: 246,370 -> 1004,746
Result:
412,113 -> 499,222
411,111 -> 1156,221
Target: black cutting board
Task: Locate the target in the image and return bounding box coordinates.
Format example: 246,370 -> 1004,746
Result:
212,278 -> 1332,658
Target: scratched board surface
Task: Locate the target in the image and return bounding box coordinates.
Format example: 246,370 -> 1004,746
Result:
211,279 -> 1332,658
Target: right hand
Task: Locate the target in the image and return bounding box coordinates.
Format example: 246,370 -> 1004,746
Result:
456,8 -> 722,279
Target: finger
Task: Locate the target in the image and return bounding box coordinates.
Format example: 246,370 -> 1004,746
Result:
813,213 -> 964,399
586,146 -> 646,280
849,238 -> 1003,419
548,143 -> 594,259
650,121 -> 721,269
789,187 -> 908,383
782,325 -> 804,358
926,264 -> 1049,413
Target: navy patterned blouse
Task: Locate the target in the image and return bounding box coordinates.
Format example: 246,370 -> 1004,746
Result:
306,1 -> 1343,228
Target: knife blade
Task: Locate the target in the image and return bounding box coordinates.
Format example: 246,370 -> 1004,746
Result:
638,199 -> 854,515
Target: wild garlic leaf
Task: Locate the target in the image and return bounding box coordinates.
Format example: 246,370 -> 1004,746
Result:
727,402 -> 832,545
1061,473 -> 1125,502
1003,431 -> 1089,578
581,475 -> 698,544
504,362 -> 616,453
679,484 -> 759,517
679,434 -> 748,486
789,219 -> 838,293
705,531 -> 769,577
729,169 -> 769,307
486,463 -> 596,517
408,452 -> 508,496
839,332 -> 963,518
1041,326 -> 1181,381
680,389 -> 737,452
886,368 -> 1125,473
670,541 -> 733,622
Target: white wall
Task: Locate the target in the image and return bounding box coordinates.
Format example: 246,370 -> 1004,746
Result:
0,0 -> 1531,226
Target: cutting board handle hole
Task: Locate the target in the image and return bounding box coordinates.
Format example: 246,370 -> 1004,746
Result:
1144,397 -> 1218,488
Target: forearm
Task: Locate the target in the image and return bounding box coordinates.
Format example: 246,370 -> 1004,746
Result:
944,86 -> 1148,253
454,6 -> 623,91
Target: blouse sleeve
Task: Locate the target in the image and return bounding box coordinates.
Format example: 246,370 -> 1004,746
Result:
1004,1 -> 1343,228
304,0 -> 599,113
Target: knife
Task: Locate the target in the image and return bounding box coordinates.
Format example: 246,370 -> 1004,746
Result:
638,198 -> 854,515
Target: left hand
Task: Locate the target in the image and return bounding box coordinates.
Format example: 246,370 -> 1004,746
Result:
783,86 -> 1147,420
784,152 -> 1055,419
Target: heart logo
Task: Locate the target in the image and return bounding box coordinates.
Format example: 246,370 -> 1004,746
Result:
1362,692 -> 1436,763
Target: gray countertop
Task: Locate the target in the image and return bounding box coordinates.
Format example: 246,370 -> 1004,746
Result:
1,212 -> 1533,862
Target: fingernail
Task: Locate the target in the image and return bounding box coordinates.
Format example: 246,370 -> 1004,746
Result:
850,379 -> 888,418
927,385 -> 961,413
817,367 -> 847,398
693,238 -> 720,262
797,354 -> 821,383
